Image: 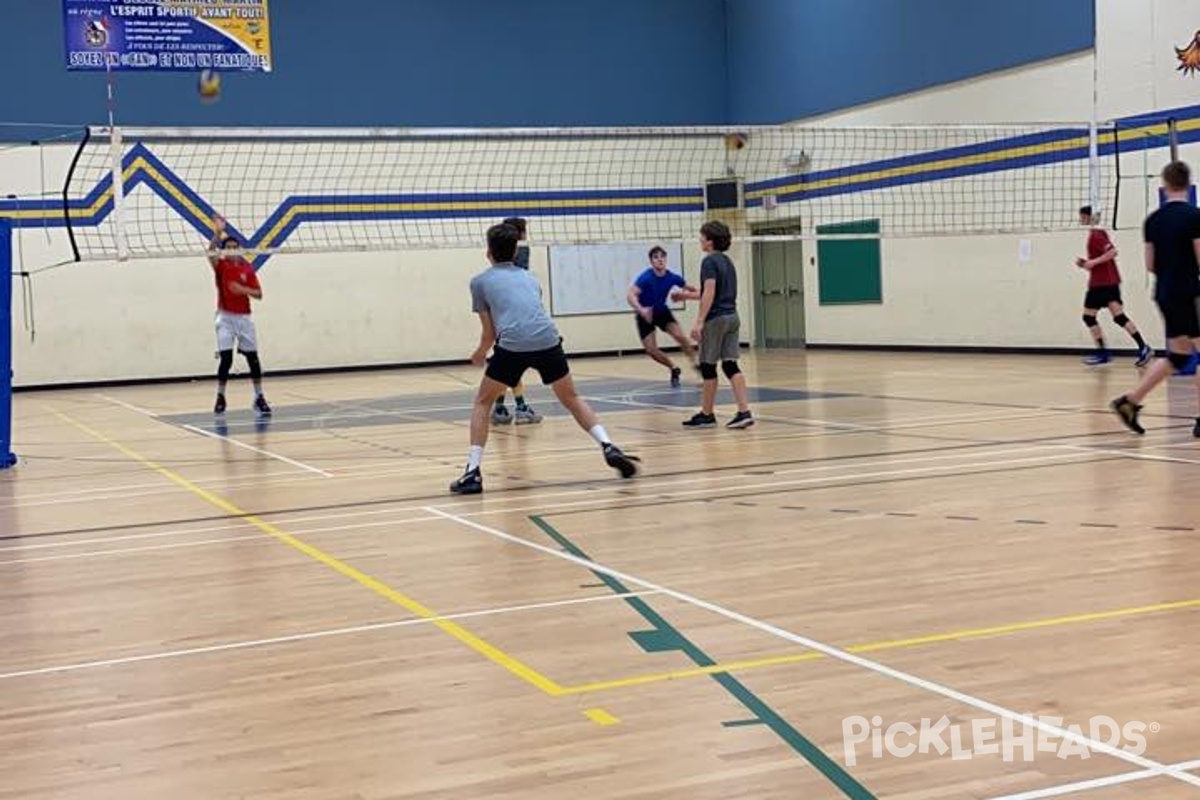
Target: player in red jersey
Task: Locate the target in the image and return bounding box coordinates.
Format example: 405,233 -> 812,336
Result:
1076,205 -> 1152,367
207,216 -> 271,416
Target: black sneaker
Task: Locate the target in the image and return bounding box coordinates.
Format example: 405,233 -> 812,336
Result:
670,367 -> 682,388
683,412 -> 717,428
1193,417 -> 1200,439
603,443 -> 641,479
1110,396 -> 1144,434
726,410 -> 755,429
214,393 -> 227,415
254,395 -> 272,416
450,466 -> 483,494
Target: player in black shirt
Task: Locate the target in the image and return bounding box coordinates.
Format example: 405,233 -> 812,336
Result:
1111,161 -> 1200,437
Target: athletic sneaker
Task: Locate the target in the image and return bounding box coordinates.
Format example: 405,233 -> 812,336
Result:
726,410 -> 755,429
254,395 -> 272,416
492,404 -> 513,425
514,405 -> 543,424
1083,352 -> 1110,366
1135,344 -> 1153,367
213,393 -> 227,415
670,367 -> 682,388
682,412 -> 717,428
1110,395 -> 1145,435
602,443 -> 641,479
450,466 -> 483,494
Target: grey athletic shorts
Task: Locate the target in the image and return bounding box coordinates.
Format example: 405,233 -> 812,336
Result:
699,313 -> 740,364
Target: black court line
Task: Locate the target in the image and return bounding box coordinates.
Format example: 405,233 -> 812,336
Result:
6,404 -> 1178,542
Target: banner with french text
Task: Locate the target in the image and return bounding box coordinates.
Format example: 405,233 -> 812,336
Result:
63,0 -> 271,72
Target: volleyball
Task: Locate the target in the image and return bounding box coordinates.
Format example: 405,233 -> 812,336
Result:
198,70 -> 221,102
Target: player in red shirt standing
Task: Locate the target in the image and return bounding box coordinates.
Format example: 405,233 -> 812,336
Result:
1076,205 -> 1153,367
208,216 -> 271,416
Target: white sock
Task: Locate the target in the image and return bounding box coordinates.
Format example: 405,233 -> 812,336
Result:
588,425 -> 610,446
466,445 -> 484,471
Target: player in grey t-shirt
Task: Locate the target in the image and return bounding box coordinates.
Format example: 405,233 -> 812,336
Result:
488,216 -> 544,425
450,222 -> 641,494
676,220 -> 754,429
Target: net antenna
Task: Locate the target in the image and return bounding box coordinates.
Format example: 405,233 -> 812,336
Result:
103,32 -> 129,261
63,120 -> 1123,263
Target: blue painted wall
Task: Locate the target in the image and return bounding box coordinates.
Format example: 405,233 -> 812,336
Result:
1,0 -> 1096,137
725,0 -> 1095,123
3,0 -> 727,134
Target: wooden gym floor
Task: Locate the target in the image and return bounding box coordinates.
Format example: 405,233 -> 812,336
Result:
1,350 -> 1198,800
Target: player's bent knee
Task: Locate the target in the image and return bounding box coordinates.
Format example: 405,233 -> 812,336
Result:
217,350 -> 234,379
1082,313 -> 1099,327
243,351 -> 262,376
699,363 -> 719,380
1113,313 -> 1131,327
721,360 -> 741,379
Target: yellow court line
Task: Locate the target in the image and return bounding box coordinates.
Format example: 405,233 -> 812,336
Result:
583,708 -> 620,726
557,596 -> 1200,695
54,410 -> 566,697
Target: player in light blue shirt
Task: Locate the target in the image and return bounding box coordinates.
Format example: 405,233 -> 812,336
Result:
450,222 -> 641,494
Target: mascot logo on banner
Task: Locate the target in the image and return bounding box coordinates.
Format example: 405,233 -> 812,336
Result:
1175,30 -> 1200,75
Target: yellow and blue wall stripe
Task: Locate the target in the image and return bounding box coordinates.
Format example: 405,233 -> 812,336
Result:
2,103 -> 1198,268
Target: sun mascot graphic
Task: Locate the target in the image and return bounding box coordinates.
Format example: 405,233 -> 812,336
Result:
1175,30 -> 1200,75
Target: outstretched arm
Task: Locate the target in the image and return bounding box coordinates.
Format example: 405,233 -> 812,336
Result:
207,215 -> 227,267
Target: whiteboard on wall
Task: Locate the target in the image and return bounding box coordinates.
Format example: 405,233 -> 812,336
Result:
548,242 -> 686,316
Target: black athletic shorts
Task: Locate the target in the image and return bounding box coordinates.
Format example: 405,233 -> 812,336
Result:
1084,285 -> 1122,310
636,308 -> 678,340
1157,295 -> 1200,339
486,341 -> 570,388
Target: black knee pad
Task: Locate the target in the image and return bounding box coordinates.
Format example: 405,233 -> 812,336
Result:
721,360 -> 741,378
1168,351 -> 1191,370
217,350 -> 234,380
243,351 -> 262,380
699,362 -> 719,380
1082,314 -> 1099,328
1113,313 -> 1130,327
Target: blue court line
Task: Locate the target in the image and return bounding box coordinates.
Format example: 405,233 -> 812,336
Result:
530,515 -> 877,799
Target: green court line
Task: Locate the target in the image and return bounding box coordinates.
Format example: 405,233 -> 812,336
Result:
529,515 -> 877,800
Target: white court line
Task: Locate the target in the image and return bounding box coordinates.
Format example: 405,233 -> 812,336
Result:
1054,443 -> 1200,467
95,394 -> 159,417
0,533 -> 270,565
12,390 -> 1146,512
181,423 -> 335,478
588,391 -> 1082,434
985,757 -> 1200,799
0,590 -> 659,682
424,507 -> 1200,789
98,392 -> 335,478
0,445 -> 1100,560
